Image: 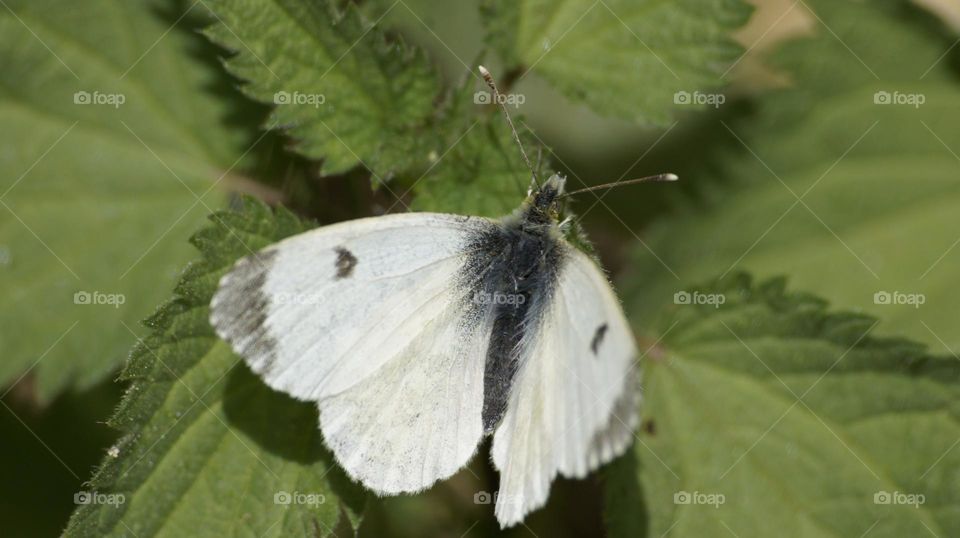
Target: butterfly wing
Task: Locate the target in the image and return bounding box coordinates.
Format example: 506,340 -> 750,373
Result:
490,247 -> 639,527
210,212 -> 497,493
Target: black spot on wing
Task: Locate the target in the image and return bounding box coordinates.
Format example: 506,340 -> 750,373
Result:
210,250 -> 279,376
591,323 -> 608,355
334,246 -> 357,279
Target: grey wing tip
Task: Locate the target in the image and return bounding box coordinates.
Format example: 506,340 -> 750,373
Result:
208,250 -> 280,374
585,373 -> 640,470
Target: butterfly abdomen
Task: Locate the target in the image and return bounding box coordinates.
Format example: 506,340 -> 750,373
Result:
461,219 -> 566,434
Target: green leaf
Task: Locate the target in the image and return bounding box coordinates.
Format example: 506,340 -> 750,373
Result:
480,0 -> 752,124
0,0 -> 260,401
65,198 -> 365,537
409,118 -> 530,217
607,274 -> 960,537
203,0 -> 443,178
623,0 -> 960,352
410,75 -> 544,218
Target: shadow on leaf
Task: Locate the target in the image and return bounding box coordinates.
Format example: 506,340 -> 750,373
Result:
222,363 -> 367,516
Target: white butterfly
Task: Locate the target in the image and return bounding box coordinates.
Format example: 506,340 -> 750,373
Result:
209,68 -> 666,528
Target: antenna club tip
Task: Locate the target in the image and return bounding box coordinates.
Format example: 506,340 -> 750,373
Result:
478,65 -> 494,83
664,173 -> 679,181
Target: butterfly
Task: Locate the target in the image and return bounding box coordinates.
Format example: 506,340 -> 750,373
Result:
209,67 -> 675,528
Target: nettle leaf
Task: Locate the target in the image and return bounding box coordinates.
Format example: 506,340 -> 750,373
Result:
0,0 -> 258,401
410,76 -> 543,218
66,198 -> 365,537
203,0 -> 442,178
480,0 -> 751,124
624,0 -> 960,352
607,274 -> 960,537
409,118 -> 529,217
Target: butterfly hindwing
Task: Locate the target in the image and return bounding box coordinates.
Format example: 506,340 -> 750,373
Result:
317,285 -> 494,493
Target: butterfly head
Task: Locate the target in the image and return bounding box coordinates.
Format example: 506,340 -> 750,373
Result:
524,174 -> 566,225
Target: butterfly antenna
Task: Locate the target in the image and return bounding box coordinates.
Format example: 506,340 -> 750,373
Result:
478,65 -> 539,187
561,173 -> 679,198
